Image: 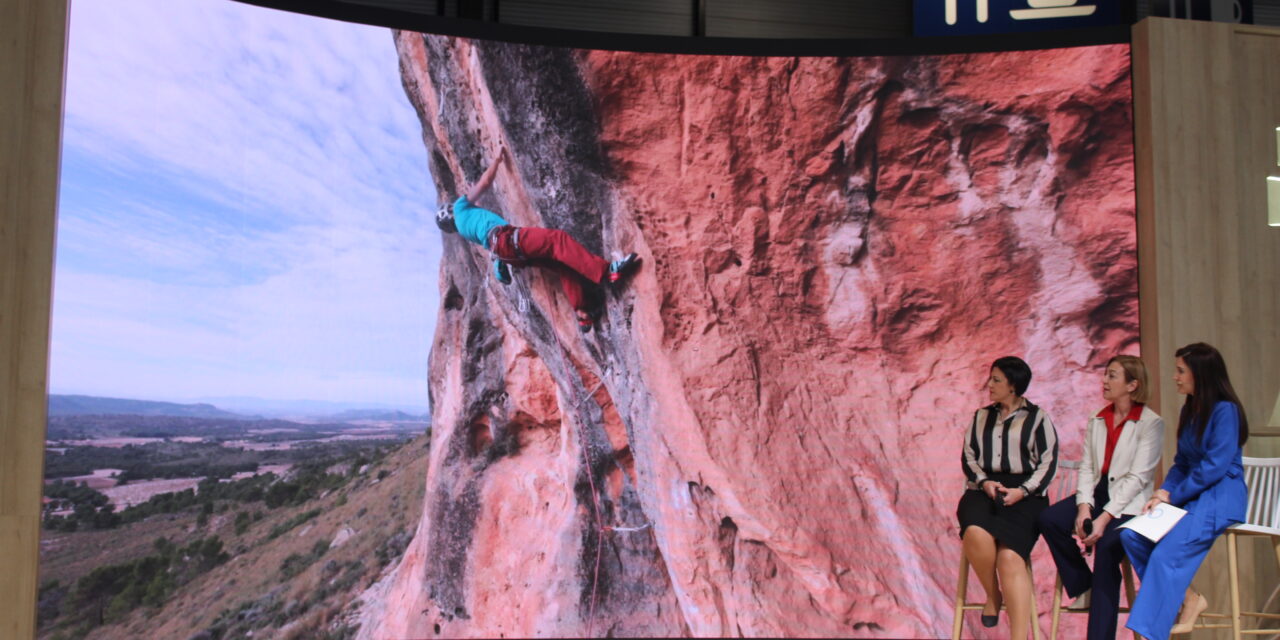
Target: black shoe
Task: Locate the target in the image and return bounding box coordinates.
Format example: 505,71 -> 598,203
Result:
577,305 -> 602,333
606,253 -> 640,285
981,614 -> 998,628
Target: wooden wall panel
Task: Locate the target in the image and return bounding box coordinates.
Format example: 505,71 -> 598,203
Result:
1133,17 -> 1280,635
0,0 -> 67,638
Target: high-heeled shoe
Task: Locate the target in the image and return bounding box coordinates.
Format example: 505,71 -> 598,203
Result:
1170,591 -> 1208,634
981,594 -> 1002,628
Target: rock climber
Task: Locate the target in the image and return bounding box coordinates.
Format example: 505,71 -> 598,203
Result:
434,145 -> 640,332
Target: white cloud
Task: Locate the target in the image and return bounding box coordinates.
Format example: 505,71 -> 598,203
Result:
51,0 -> 441,407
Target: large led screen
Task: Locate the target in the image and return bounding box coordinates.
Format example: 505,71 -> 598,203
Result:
391,34 -> 1136,640
40,2 -> 1136,639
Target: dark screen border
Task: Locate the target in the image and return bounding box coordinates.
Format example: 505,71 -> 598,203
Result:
231,0 -> 1130,55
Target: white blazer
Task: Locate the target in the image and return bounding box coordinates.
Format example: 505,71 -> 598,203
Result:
1075,404 -> 1165,517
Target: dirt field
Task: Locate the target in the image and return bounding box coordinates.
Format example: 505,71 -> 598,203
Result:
54,437 -> 167,448
221,434 -> 404,451
48,468 -> 124,490
229,464 -> 292,481
102,477 -> 204,509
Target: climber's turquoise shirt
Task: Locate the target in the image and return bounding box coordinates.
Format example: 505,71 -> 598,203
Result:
453,195 -> 508,249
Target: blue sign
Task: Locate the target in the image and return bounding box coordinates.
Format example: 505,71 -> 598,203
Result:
914,0 -> 1126,36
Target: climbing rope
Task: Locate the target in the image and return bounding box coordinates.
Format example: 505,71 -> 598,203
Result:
581,427 -> 605,639
571,377 -> 608,638
538,316 -> 652,637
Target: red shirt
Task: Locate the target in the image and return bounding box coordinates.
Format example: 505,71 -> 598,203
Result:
1099,402 -> 1144,475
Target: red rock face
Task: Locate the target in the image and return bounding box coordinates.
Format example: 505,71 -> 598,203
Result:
357,35 -> 1135,639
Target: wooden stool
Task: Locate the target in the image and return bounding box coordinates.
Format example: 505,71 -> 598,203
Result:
952,553 -> 1042,640
1048,557 -> 1138,640
1190,457 -> 1280,640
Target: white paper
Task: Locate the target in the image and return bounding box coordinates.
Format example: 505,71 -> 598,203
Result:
1118,503 -> 1188,542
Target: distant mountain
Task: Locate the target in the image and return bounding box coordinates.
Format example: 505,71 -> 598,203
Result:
45,414 -> 352,440
329,409 -> 429,422
48,395 -> 246,419
195,396 -> 429,419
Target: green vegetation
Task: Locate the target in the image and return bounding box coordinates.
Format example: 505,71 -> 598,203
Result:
42,481 -> 118,531
263,457 -> 355,508
45,413 -> 387,441
42,472 -> 282,532
196,587 -> 358,640
280,539 -> 331,579
43,480 -> 110,510
44,440 -> 273,480
374,528 -> 413,570
38,427 -> 429,640
268,508 -> 323,540
233,510 -> 260,535
42,536 -> 229,636
195,556 -> 368,640
42,441 -> 404,533
45,414 -> 416,482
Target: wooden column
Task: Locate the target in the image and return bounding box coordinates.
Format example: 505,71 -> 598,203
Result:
0,0 -> 67,638
1133,16 -> 1280,636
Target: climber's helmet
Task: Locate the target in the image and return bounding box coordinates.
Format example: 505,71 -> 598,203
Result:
435,203 -> 457,233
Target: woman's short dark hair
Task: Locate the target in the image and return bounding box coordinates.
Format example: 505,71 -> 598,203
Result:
992,356 -> 1032,397
1175,342 -> 1249,446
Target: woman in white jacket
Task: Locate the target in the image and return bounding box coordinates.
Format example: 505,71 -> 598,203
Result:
1037,355 -> 1165,640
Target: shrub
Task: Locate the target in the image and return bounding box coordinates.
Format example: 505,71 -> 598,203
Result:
278,540 -> 328,579
234,511 -> 251,535
267,508 -> 321,540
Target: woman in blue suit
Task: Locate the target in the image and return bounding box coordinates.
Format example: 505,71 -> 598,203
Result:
1120,342 -> 1250,638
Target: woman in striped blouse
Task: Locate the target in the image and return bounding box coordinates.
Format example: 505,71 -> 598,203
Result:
958,356 -> 1060,639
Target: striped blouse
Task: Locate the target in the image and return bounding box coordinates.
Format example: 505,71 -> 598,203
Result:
961,399 -> 1059,496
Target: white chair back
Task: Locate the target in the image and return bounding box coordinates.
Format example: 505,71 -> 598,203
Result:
1049,459 -> 1080,504
1242,456 -> 1280,533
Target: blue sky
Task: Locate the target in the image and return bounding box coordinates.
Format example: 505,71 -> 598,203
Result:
51,0 -> 440,409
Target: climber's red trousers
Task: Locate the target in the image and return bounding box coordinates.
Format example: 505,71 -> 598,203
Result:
490,226 -> 608,312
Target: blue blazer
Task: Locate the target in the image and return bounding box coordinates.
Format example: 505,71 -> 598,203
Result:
1161,401 -> 1247,529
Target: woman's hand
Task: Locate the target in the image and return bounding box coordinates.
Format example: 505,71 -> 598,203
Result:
1074,504 -> 1092,540
1141,489 -> 1171,514
1082,511 -> 1113,547
998,486 -> 1027,506
982,480 -> 1000,501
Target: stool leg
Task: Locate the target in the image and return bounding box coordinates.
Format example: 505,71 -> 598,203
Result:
1028,563 -> 1042,640
1263,540 -> 1280,615
954,555 -> 969,640
1123,560 -> 1138,640
1228,532 -> 1241,640
1122,560 -> 1136,606
1051,573 -> 1062,640
1274,537 -> 1280,575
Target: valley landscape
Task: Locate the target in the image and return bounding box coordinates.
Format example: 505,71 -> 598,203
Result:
37,395 -> 429,640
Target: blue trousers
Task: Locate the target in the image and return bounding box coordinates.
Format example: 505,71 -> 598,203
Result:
1120,510 -> 1219,640
1039,483 -> 1131,640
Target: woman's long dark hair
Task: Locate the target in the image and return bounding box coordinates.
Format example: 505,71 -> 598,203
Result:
1176,342 -> 1249,446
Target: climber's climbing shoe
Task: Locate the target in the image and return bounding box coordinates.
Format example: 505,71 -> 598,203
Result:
607,253 -> 640,285
576,308 -> 600,334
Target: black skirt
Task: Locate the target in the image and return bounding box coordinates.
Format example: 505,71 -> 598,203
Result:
956,473 -> 1049,561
